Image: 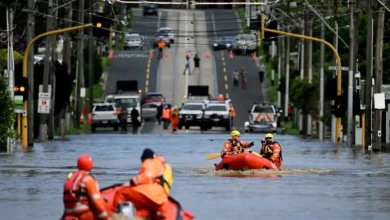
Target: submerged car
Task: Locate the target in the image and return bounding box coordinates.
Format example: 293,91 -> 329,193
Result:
212,36 -> 236,50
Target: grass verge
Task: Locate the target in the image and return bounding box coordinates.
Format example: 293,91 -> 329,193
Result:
280,121 -> 299,135
236,8 -> 250,33
54,122 -> 90,136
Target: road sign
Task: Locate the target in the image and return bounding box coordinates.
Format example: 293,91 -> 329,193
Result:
328,66 -> 349,71
38,92 -> 51,114
382,84 -> 390,100
14,95 -> 23,105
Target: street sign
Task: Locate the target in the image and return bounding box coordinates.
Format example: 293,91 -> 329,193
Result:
14,95 -> 23,105
38,92 -> 51,114
328,66 -> 349,71
382,84 -> 390,100
80,88 -> 86,98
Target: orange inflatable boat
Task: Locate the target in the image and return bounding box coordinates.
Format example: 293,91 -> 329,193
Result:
214,152 -> 278,170
100,183 -> 194,220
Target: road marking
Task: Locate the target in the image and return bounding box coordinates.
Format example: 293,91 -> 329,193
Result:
225,84 -> 228,90
223,67 -> 226,73
137,121 -> 144,134
224,75 -> 227,81
146,73 -> 149,79
226,93 -> 229,99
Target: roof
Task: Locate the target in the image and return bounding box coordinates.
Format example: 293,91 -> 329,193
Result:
146,92 -> 163,95
159,27 -> 172,30
93,103 -> 115,106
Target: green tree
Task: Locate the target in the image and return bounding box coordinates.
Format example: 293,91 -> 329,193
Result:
289,76 -> 319,115
0,49 -> 23,73
0,76 -> 16,149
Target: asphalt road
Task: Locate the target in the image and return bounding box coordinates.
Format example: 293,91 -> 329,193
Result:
208,10 -> 269,132
99,9 -> 167,134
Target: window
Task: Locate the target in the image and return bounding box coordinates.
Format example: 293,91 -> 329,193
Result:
253,106 -> 274,113
207,105 -> 227,111
239,35 -> 255,41
143,103 -> 158,109
147,94 -> 164,100
125,35 -> 141,41
182,104 -> 203,111
95,105 -> 114,111
114,98 -> 138,108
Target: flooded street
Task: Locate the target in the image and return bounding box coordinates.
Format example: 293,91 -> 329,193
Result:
1,134 -> 390,220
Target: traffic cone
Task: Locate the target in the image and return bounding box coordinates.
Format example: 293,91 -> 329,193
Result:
108,50 -> 114,59
164,53 -> 168,58
79,112 -> 85,124
229,50 -> 233,59
252,51 -> 257,60
148,49 -> 153,59
205,51 -> 210,58
87,113 -> 92,125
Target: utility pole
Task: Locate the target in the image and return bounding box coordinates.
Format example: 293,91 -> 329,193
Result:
319,0 -> 325,141
347,0 -> 355,146
39,0 -> 54,142
277,24 -> 281,107
299,20 -> 304,133
374,6 -> 385,150
88,0 -> 94,114
62,0 -> 73,135
284,26 -> 290,120
7,7 -> 15,100
365,0 -> 373,148
303,9 -> 312,136
280,25 -> 285,122
75,0 -> 85,129
27,0 -> 35,146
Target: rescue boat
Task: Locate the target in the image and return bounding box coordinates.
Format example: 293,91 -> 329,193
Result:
100,183 -> 194,220
214,152 -> 278,170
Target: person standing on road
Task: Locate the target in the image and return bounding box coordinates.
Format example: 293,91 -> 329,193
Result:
119,105 -> 128,133
156,103 -> 163,125
131,107 -> 140,134
157,38 -> 165,59
62,155 -> 109,220
192,54 -> 200,74
232,69 -> 239,87
183,54 -> 190,75
229,103 -> 236,126
258,62 -> 265,83
170,106 -> 180,133
161,105 -> 171,129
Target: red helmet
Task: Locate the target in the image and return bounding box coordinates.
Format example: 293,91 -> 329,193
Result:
77,154 -> 93,171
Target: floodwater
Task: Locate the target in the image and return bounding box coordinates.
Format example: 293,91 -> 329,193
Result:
0,134 -> 389,220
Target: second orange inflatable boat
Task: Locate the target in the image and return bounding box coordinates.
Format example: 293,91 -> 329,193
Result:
214,152 -> 278,170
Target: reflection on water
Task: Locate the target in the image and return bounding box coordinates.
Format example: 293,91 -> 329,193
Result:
0,134 -> 390,220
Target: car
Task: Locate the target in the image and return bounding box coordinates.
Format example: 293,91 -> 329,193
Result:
141,102 -> 160,121
152,32 -> 171,48
158,27 -> 175,43
212,36 -> 236,50
244,103 -> 278,133
178,100 -> 207,130
232,34 -> 257,54
124,33 -> 144,50
143,3 -> 158,16
204,99 -> 232,131
90,103 -> 119,132
272,104 -> 283,127
105,93 -> 142,124
142,92 -> 165,104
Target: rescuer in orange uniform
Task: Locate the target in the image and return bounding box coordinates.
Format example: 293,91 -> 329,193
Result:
158,39 -> 166,58
112,149 -> 191,219
229,103 -> 236,126
259,133 -> 283,169
170,106 -> 180,132
161,105 -> 171,129
62,155 -> 109,220
221,130 -> 254,157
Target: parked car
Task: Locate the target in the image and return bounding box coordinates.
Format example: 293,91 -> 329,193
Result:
152,32 -> 171,48
141,102 -> 160,121
124,33 -> 144,50
143,3 -> 158,16
158,27 -> 175,43
212,36 -> 236,51
178,100 -> 207,130
232,34 -> 257,54
91,103 -> 119,132
204,99 -> 232,131
244,103 -> 278,133
142,92 -> 165,104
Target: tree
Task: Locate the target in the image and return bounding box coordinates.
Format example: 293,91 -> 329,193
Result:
0,49 -> 23,73
0,76 -> 15,151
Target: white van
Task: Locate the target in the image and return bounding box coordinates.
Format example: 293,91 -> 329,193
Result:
105,93 -> 142,124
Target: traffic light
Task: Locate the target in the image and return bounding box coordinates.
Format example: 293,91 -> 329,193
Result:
331,95 -> 345,118
92,13 -> 112,39
14,77 -> 28,101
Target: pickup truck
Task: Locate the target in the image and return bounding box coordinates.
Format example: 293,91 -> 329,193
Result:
91,103 -> 119,132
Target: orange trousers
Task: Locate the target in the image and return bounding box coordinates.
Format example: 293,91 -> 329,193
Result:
113,187 -> 177,219
170,117 -> 179,129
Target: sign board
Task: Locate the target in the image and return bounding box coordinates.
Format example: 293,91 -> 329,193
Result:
374,93 -> 385,110
80,88 -> 86,98
328,66 -> 349,71
38,92 -> 51,114
382,84 -> 390,100
14,95 -> 23,105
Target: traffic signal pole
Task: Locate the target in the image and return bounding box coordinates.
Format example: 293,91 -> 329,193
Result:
261,15 -> 343,144
21,24 -> 93,148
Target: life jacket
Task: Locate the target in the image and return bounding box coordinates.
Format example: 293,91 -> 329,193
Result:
158,41 -> 165,49
228,139 -> 242,152
158,162 -> 174,195
230,107 -> 236,117
162,108 -> 170,119
171,111 -> 179,118
261,141 -> 283,160
63,171 -> 92,215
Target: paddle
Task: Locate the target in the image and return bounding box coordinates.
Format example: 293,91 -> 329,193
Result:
206,151 -> 262,160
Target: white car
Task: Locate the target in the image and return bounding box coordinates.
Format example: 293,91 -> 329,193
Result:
104,93 -> 142,124
204,99 -> 232,131
244,103 -> 278,133
158,27 -> 175,43
124,33 -> 144,50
